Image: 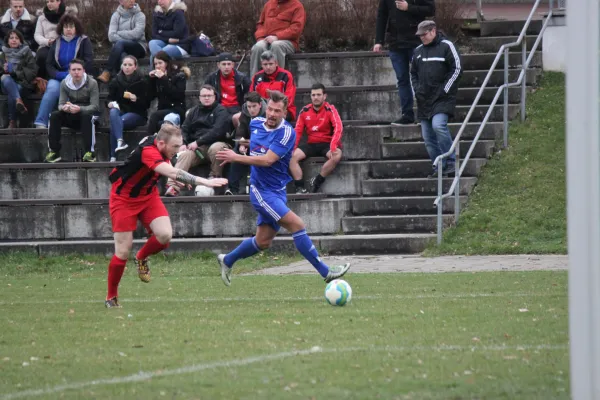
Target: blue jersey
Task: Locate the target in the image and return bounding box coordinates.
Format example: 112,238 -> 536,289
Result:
248,117 -> 296,191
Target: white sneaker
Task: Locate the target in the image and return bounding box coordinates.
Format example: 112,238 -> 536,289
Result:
34,123 -> 47,129
115,140 -> 129,153
217,254 -> 232,286
110,157 -> 116,162
324,263 -> 351,283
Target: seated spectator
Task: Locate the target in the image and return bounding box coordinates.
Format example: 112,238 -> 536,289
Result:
0,0 -> 36,50
250,0 -> 305,77
204,52 -> 250,128
106,55 -> 149,162
34,0 -> 77,79
224,91 -> 266,195
146,50 -> 190,136
164,84 -> 231,196
45,58 -> 99,163
149,0 -> 190,66
0,29 -> 37,129
34,13 -> 93,129
250,50 -> 297,121
97,0 -> 147,84
290,83 -> 343,193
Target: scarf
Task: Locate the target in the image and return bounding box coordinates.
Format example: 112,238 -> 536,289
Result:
1,44 -> 30,65
43,2 -> 65,24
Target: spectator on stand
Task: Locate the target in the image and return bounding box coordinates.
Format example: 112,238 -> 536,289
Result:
250,0 -> 305,76
106,55 -> 149,162
410,20 -> 462,177
0,29 -> 37,129
224,91 -> 267,195
250,50 -> 297,121
290,83 -> 343,193
34,0 -> 77,78
146,50 -> 190,136
33,13 -> 93,129
149,0 -> 190,65
164,85 -> 231,197
44,58 -> 99,163
204,52 -> 250,128
97,0 -> 147,84
373,0 -> 435,125
0,0 -> 36,50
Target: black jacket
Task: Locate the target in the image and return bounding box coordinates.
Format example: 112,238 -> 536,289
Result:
0,9 -> 37,51
107,71 -> 149,118
410,33 -> 462,120
181,101 -> 231,146
151,2 -> 190,52
0,46 -> 37,90
375,0 -> 435,50
204,70 -> 251,109
149,66 -> 190,114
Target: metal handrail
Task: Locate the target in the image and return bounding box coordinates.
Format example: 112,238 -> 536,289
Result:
433,0 -> 556,244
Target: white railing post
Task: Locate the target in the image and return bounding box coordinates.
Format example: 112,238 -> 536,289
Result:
503,48 -> 509,147
520,40 -> 527,122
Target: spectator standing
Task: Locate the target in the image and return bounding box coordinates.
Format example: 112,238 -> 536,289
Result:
0,29 -> 37,128
106,55 -> 149,162
146,50 -> 190,136
373,0 -> 435,125
45,58 -> 99,163
33,13 -> 93,129
204,52 -> 250,127
34,0 -> 77,78
410,21 -> 462,177
97,0 -> 147,84
250,0 -> 305,77
149,0 -> 190,65
224,91 -> 267,195
0,0 -> 36,50
164,84 -> 231,196
250,50 -> 297,121
290,83 -> 343,193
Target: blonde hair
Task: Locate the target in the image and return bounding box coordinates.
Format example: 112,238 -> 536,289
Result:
156,123 -> 182,143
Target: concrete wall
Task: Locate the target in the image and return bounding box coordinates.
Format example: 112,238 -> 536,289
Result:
542,14 -> 567,72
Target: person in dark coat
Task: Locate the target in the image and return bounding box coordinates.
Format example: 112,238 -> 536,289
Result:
148,0 -> 190,66
106,55 -> 149,161
0,29 -> 37,128
373,0 -> 435,125
0,0 -> 36,50
410,20 -> 462,177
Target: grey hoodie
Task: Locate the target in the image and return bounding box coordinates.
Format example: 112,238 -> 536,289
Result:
108,4 -> 147,51
58,74 -> 100,114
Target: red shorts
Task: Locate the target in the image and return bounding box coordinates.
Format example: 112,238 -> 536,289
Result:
109,193 -> 169,233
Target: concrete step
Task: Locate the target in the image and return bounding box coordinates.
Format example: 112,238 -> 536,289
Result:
381,140 -> 496,160
468,35 -> 541,53
0,233 -> 436,256
370,158 -> 487,178
342,214 -> 454,234
361,177 -> 478,196
385,122 -> 504,142
479,19 -> 543,37
350,196 -> 467,216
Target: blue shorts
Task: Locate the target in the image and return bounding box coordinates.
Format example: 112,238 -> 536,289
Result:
249,185 -> 290,232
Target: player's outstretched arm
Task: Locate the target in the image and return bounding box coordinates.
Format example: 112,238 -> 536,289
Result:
154,163 -> 228,188
216,148 -> 280,167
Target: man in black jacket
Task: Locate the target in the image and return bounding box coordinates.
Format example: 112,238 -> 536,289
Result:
204,52 -> 250,127
410,20 -> 462,177
165,84 -> 231,196
373,0 -> 434,125
0,0 -> 36,50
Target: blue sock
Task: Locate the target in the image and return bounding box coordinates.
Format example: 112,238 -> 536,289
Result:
292,229 -> 329,278
224,237 -> 261,268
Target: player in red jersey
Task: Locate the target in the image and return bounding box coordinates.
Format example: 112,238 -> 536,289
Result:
105,123 -> 227,308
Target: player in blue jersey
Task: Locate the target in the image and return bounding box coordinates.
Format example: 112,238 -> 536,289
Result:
215,90 -> 350,286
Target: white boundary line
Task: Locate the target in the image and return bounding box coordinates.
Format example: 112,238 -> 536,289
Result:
0,344 -> 568,400
0,292 -> 565,306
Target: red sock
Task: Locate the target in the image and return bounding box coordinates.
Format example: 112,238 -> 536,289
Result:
136,235 -> 169,260
107,255 -> 127,300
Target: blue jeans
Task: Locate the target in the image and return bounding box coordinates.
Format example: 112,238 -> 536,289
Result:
1,75 -> 23,121
109,108 -> 146,157
34,78 -> 61,127
420,113 -> 455,169
389,48 -> 415,119
148,40 -> 183,66
106,40 -> 146,74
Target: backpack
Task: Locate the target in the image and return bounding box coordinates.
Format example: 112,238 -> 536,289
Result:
190,33 -> 216,57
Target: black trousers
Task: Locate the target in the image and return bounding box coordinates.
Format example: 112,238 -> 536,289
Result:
48,110 -> 96,153
35,47 -> 50,79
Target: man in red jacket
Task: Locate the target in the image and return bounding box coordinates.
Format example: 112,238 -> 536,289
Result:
290,83 -> 343,193
250,0 -> 306,76
250,50 -> 297,121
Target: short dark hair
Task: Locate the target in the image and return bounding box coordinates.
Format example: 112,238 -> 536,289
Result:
69,58 -> 85,69
3,29 -> 24,47
311,83 -> 326,93
267,90 -> 288,110
244,91 -> 262,104
56,13 -> 84,36
199,84 -> 216,95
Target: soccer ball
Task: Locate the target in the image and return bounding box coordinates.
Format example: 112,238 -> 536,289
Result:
195,185 -> 215,196
324,279 -> 352,306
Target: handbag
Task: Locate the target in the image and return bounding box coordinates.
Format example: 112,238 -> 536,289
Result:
33,77 -> 48,95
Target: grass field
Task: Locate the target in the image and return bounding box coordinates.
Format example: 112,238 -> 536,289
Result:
0,253 -> 569,399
